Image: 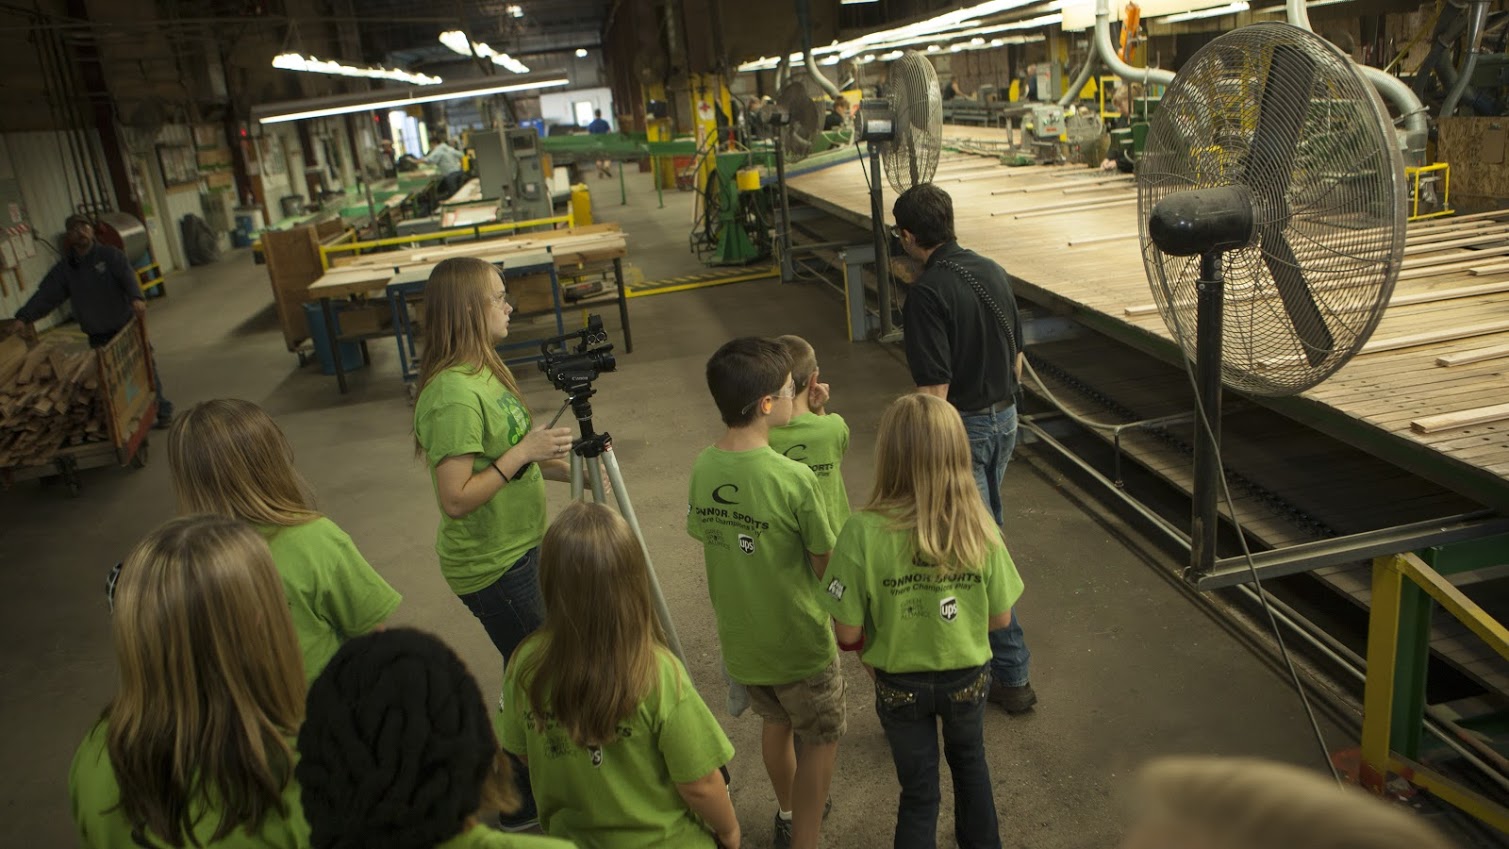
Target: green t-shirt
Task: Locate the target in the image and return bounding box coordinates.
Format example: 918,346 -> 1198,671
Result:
415,365 -> 547,595
685,446 -> 837,685
260,518 -> 402,684
497,638 -> 733,849
768,412 -> 851,532
822,511 -> 1025,674
70,721 -> 310,849
435,823 -> 575,849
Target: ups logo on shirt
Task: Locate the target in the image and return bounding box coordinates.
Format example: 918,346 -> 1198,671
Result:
940,596 -> 959,622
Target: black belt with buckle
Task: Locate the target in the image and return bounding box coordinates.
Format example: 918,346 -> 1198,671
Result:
958,400 -> 1014,417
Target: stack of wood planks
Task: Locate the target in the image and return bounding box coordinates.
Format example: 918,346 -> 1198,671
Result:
0,333 -> 104,468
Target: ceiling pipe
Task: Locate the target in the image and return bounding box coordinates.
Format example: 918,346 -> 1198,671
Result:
1441,0 -> 1491,117
1058,44 -> 1098,107
1286,0 -> 1427,166
796,0 -> 841,98
1094,0 -> 1173,88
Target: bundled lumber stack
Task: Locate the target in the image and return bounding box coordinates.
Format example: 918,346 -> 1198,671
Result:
0,333 -> 104,468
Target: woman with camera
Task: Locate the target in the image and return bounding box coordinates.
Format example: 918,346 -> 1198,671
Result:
412,256 -> 578,828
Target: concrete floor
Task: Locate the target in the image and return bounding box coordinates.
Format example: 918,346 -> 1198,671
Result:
0,171 -> 1344,848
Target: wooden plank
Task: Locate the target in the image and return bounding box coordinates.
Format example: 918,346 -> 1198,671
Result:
1470,263 -> 1509,277
1402,232 -> 1509,256
1000,197 -> 1139,219
1413,403 -> 1509,435
1437,344 -> 1509,367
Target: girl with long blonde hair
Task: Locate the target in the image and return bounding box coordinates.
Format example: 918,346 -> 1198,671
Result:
70,515 -> 310,848
412,256 -> 575,829
498,502 -> 740,849
169,398 -> 400,684
822,393 -> 1025,849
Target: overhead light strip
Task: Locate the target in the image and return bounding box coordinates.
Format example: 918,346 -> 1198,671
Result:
439,30 -> 531,74
272,53 -> 442,86
737,0 -> 1059,71
1158,1 -> 1248,21
254,77 -> 570,124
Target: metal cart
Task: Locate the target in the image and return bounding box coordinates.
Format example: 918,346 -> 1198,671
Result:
1,318 -> 157,496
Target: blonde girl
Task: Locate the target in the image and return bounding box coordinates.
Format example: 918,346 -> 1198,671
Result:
69,515 -> 309,848
1122,756 -> 1457,849
498,502 -> 740,849
821,393 -> 1024,849
412,256 -> 575,829
168,398 -> 400,684
297,628 -> 572,849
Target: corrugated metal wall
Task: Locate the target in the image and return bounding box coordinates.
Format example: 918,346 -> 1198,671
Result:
0,130 -> 117,327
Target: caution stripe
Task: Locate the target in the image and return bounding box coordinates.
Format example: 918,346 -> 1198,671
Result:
626,266 -> 779,298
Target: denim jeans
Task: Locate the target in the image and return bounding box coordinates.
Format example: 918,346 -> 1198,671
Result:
874,665 -> 1000,849
459,546 -> 546,663
459,547 -> 544,824
960,406 -> 1030,687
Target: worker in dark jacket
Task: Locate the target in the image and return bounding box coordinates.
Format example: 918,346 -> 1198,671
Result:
13,213 -> 173,428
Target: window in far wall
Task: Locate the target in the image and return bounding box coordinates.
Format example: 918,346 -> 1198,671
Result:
574,101 -> 595,127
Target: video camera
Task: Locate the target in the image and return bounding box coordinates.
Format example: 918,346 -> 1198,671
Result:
538,314 -> 616,392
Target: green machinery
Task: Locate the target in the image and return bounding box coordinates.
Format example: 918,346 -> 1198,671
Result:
693,129 -> 859,267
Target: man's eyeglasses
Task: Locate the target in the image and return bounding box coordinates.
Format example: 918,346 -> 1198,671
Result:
740,382 -> 796,416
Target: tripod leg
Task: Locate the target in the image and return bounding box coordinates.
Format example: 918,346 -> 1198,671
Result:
586,455 -> 607,503
601,450 -> 688,664
570,451 -> 584,501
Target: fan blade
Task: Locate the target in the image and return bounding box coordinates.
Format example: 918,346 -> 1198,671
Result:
1245,44 -> 1313,202
1248,42 -> 1330,367
1259,225 -> 1334,367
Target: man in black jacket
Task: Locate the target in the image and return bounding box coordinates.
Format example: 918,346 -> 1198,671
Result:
13,213 -> 173,428
894,183 -> 1036,714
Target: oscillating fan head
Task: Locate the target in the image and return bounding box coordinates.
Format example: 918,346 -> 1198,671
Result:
1137,22 -> 1406,397
882,52 -> 943,195
778,82 -> 820,162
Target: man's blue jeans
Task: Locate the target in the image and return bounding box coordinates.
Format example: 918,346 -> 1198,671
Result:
961,405 -> 1030,688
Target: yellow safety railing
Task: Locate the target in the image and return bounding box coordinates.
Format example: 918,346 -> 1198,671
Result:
1407,163 -> 1453,221
1361,552 -> 1509,833
318,212 -> 576,270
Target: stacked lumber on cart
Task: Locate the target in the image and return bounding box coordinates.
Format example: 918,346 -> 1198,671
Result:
0,334 -> 104,468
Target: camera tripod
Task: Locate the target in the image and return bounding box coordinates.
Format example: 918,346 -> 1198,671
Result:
546,382 -> 687,663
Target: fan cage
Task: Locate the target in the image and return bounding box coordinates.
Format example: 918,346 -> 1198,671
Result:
778,82 -> 820,162
882,52 -> 943,195
1136,22 -> 1406,398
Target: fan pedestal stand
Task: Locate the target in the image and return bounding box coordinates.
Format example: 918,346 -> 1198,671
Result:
1192,251 -> 1224,578
864,144 -> 899,341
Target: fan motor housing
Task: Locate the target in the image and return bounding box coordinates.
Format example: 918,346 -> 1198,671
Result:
857,98 -> 895,143
1148,186 -> 1256,257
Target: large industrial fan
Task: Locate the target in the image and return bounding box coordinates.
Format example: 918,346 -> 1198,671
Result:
857,51 -> 943,338
1137,21 -> 1406,575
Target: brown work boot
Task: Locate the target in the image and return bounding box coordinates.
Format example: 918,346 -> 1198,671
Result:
988,681 -> 1037,714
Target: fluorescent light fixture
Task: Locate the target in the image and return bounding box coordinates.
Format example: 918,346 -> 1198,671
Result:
272,53 -> 441,86
841,0 -> 879,4
506,4 -> 524,17
927,44 -> 942,52
879,50 -> 904,60
737,0 -> 1051,71
1306,0 -> 1353,5
439,31 -> 531,74
252,74 -> 570,124
1160,1 -> 1248,21
820,54 -> 842,65
970,36 -> 985,44
575,48 -> 589,58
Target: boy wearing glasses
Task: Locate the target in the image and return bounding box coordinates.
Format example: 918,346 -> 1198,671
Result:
687,336 -> 843,849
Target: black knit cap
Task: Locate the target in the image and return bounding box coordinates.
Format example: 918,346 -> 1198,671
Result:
296,628 -> 499,849
64,213 -> 93,231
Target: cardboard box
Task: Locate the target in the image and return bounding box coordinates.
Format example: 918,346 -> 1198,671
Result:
338,301 -> 392,337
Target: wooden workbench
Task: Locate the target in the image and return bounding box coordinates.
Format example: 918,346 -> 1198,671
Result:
307,226 -> 632,394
